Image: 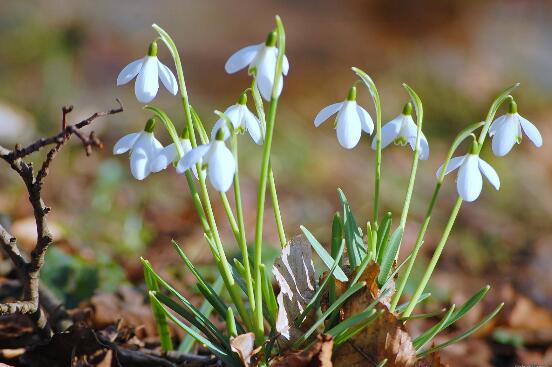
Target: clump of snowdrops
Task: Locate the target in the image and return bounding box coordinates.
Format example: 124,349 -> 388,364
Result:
113,16 -> 542,367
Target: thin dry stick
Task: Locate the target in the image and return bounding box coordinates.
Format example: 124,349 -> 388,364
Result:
0,100 -> 123,338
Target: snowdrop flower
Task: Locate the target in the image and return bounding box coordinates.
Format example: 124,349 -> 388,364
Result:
314,86 -> 374,149
489,100 -> 542,157
113,118 -> 163,180
225,31 -> 289,101
211,94 -> 263,144
149,128 -> 204,179
179,128 -> 236,192
437,145 -> 500,202
116,41 -> 178,103
373,102 -> 429,160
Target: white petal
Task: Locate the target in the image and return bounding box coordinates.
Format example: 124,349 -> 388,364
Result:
491,115 -> 518,157
478,158 -> 500,190
457,155 -> 482,202
518,115 -> 543,147
113,132 -> 141,155
436,155 -> 465,178
224,105 -> 243,129
208,141 -> 236,192
135,56 -> 159,103
177,144 -> 210,173
489,115 -> 506,137
282,54 -> 289,76
116,58 -> 143,86
356,105 -> 374,134
244,109 -> 263,144
157,60 -> 178,95
210,119 -> 231,141
256,49 -> 281,101
314,102 -> 343,127
401,115 -> 419,139
336,102 -> 361,149
225,44 -> 262,74
150,142 -> 179,173
373,115 -> 402,150
410,132 -> 430,160
129,133 -> 154,180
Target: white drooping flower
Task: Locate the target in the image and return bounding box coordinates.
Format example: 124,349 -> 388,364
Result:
225,31 -> 289,101
437,152 -> 500,202
148,130 -> 203,179
178,127 -> 236,192
211,94 -> 263,145
116,41 -> 178,103
314,86 -> 374,149
113,118 -> 163,180
489,100 -> 543,157
372,102 -> 429,160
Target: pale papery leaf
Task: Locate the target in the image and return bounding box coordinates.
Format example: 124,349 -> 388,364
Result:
269,334 -> 333,367
230,332 -> 259,367
273,235 -> 317,348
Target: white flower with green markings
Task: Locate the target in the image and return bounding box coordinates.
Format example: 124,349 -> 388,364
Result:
178,127 -> 236,192
116,41 -> 178,103
374,102 -> 429,160
489,100 -> 542,157
211,94 -> 263,145
225,31 -> 289,101
314,86 -> 374,149
113,118 -> 163,180
437,144 -> 500,202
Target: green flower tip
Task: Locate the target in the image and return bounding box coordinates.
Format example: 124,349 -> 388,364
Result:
402,102 -> 413,116
148,41 -> 158,56
215,127 -> 225,141
144,118 -> 156,132
347,86 -> 357,101
238,93 -> 248,105
265,31 -> 277,47
468,136 -> 479,155
508,99 -> 518,114
180,126 -> 190,139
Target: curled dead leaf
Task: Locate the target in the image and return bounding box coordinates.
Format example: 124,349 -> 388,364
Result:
231,332 -> 260,367
273,235 -> 317,348
333,261 -> 416,367
270,334 -> 333,367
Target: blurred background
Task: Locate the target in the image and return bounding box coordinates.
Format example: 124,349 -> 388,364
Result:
1,1 -> 551,365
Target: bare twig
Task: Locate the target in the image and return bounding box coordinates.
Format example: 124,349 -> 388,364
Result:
0,100 -> 123,339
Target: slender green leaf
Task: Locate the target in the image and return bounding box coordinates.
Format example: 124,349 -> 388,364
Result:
334,309 -> 382,345
375,359 -> 388,367
150,292 -> 237,366
143,261 -> 173,352
352,67 -> 380,101
190,106 -> 209,144
417,303 -> 504,357
172,241 -> 228,319
337,189 -> 365,267
178,277 -> 224,352
399,308 -> 446,321
300,225 -> 348,282
377,227 -> 403,286
443,285 -> 490,329
261,263 -> 278,326
376,212 -> 392,263
292,282 -> 366,348
326,308 -> 377,337
396,293 -> 431,314
329,213 -> 342,310
413,305 -> 456,350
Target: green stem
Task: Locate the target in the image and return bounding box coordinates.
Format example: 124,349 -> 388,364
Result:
232,132 -> 256,313
184,171 -> 210,235
403,197 -> 463,317
220,192 -> 240,242
198,173 -> 253,330
373,103 -> 382,225
269,164 -> 286,248
253,16 -> 286,341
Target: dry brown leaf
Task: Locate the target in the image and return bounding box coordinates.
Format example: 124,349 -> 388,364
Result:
270,334 -> 333,367
273,235 -> 317,348
230,332 -> 258,367
333,261 -> 417,367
